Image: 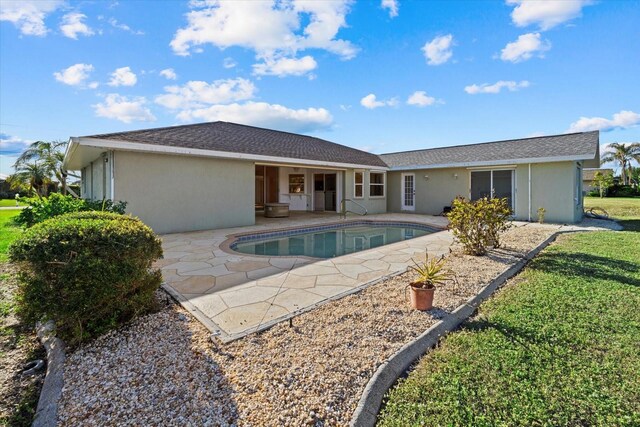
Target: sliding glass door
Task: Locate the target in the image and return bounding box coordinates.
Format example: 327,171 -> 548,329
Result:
470,169 -> 514,209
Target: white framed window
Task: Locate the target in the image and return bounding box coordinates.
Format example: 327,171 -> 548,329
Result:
354,171 -> 364,198
369,171 -> 385,198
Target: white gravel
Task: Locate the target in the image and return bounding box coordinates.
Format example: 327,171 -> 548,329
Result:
58,224 -> 559,426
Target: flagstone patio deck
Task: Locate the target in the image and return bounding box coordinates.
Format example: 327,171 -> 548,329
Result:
158,212 -> 452,342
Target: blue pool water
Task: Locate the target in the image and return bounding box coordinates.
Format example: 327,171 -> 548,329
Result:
231,222 -> 437,258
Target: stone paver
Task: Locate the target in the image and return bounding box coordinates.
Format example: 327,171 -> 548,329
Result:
160,212 -> 453,341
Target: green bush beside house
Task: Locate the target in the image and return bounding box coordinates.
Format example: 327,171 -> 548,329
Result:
15,193 -> 128,228
9,211 -> 163,346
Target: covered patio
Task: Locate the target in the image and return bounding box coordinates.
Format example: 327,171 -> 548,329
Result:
157,212 -> 451,342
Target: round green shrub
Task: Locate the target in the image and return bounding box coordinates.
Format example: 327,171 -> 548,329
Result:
9,211 -> 163,346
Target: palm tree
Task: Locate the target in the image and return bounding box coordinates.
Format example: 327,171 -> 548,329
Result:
13,140 -> 70,194
11,162 -> 51,198
600,142 -> 640,185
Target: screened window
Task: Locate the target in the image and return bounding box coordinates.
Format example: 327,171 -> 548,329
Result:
470,169 -> 514,209
369,172 -> 385,197
354,171 -> 364,198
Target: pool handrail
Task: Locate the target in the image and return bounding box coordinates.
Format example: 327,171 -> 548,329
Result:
340,198 -> 368,219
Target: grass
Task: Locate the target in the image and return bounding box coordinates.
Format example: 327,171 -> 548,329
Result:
378,231 -> 640,426
0,199 -> 21,208
0,210 -> 21,262
584,196 -> 640,231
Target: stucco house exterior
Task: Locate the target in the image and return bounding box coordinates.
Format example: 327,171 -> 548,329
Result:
62,122 -> 600,234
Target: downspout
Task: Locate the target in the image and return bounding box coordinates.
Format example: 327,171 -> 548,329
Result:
528,163 -> 532,222
110,151 -> 115,200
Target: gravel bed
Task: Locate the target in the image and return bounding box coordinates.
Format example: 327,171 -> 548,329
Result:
58,224 -> 558,426
0,262 -> 46,425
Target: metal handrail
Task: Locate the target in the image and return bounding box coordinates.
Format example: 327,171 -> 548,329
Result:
340,198 -> 368,218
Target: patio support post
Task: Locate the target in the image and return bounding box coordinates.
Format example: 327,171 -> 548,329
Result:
528,163 -> 532,222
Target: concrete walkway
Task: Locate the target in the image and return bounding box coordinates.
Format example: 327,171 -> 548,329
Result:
158,213 -> 452,342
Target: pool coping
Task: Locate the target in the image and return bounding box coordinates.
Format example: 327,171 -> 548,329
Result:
219,219 -> 447,259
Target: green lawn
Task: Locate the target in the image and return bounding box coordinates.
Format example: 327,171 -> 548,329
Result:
585,196 -> 640,231
0,210 -> 21,262
0,199 -> 21,207
379,231 -> 640,426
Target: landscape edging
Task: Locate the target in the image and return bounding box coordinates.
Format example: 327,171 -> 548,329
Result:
349,230 -> 562,427
32,321 -> 66,427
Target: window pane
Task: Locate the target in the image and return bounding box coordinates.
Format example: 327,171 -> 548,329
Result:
471,171 -> 491,200
355,184 -> 363,198
370,184 -> 384,197
370,172 -> 384,184
493,170 -> 513,207
355,172 -> 363,184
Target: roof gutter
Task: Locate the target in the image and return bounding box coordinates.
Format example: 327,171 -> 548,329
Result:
74,137 -> 389,171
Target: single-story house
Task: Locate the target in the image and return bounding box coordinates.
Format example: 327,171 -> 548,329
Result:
62,122 -> 600,234
582,168 -> 613,194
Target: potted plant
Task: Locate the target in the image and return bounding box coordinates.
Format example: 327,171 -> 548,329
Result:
407,251 -> 455,310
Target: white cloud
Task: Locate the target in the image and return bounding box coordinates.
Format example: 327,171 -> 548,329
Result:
0,0 -> 64,36
223,57 -> 237,69
381,0 -> 399,18
170,0 -> 357,76
0,133 -> 31,156
407,90 -> 438,107
253,55 -> 317,77
422,34 -> 454,66
60,12 -> 94,39
159,68 -> 177,80
155,78 -> 256,110
507,0 -> 592,31
360,93 -> 398,109
407,91 -> 436,106
108,66 -> 137,87
567,110 -> 640,133
175,101 -> 333,133
53,63 -> 97,87
93,94 -> 156,123
464,80 -> 530,94
500,32 -> 550,63
107,17 -> 144,35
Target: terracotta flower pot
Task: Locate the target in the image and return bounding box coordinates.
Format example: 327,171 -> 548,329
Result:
408,282 -> 435,311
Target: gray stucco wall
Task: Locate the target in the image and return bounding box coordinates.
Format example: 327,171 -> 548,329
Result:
514,161 -> 580,223
343,169 -> 387,215
388,161 -> 582,223
387,167 -> 469,216
113,151 -> 255,234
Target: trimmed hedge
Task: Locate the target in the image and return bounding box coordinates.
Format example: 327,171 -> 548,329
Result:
15,193 -> 128,228
9,211 -> 163,345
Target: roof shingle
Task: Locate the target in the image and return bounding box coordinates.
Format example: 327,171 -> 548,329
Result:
84,121 -> 387,168
379,131 -> 599,169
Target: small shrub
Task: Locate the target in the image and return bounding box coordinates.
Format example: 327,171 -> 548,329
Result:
537,207 -> 546,224
607,184 -> 640,198
15,193 -> 127,228
409,251 -> 456,289
447,197 -> 512,256
9,211 -> 163,346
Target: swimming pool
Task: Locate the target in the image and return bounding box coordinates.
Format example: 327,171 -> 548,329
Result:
231,222 -> 438,258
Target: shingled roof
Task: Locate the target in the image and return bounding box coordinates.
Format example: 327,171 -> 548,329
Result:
379,131 -> 599,170
83,121 -> 387,168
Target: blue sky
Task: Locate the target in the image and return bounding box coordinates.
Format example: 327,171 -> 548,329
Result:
1,0 -> 639,175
